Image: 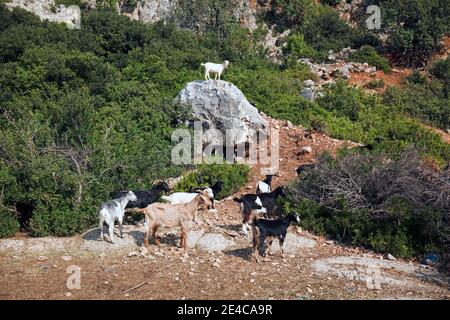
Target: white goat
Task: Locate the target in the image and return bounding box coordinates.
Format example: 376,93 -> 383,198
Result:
201,60 -> 230,80
161,188 -> 214,205
99,191 -> 137,243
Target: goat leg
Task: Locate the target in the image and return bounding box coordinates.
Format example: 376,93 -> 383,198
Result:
99,219 -> 104,241
252,226 -> 261,263
181,231 -> 188,251
266,238 -> 274,256
109,224 -> 115,244
279,236 -> 285,258
119,219 -> 124,238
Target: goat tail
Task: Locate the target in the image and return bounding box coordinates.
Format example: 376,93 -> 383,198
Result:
200,63 -> 205,67
233,197 -> 241,203
132,208 -> 146,213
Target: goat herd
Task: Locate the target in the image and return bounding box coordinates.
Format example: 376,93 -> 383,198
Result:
102,54 -> 301,261
99,174 -> 300,262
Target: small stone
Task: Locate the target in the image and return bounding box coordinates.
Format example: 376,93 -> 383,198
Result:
387,253 -> 397,261
307,287 -> 313,294
61,255 -> 72,261
303,79 -> 315,88
250,279 -> 255,283
299,146 -> 312,155
65,292 -> 72,297
37,256 -> 47,262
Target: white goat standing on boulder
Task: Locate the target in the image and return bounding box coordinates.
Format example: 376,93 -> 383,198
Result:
201,60 -> 230,80
99,191 -> 137,243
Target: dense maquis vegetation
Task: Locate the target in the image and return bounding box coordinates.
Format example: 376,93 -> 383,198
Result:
0,6 -> 263,237
283,148 -> 450,263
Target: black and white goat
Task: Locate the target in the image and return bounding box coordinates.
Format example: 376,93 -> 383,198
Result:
255,175 -> 274,194
189,180 -> 223,208
252,213 -> 300,262
111,181 -> 170,209
233,186 -> 287,236
99,191 -> 137,243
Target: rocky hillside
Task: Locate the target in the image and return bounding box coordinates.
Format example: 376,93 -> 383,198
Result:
4,0 -> 261,29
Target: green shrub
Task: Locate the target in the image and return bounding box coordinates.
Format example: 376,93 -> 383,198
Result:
349,45 -> 391,73
406,70 -> 427,85
0,209 -> 20,238
365,79 -> 384,89
379,0 -> 449,65
175,163 -> 250,200
302,6 -> 358,59
283,33 -> 317,59
267,0 -> 319,28
320,0 -> 341,6
431,57 -> 450,98
383,81 -> 450,130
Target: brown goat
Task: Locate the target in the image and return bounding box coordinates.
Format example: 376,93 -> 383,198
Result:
140,190 -> 212,251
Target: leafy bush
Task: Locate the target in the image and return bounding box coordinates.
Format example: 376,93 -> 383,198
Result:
383,81 -> 450,130
377,0 -> 449,65
302,6 -> 359,59
175,162 -> 250,200
284,149 -> 450,258
0,209 -> 20,238
365,79 -> 384,89
431,57 -> 450,98
349,45 -> 391,73
267,0 -> 319,28
320,0 -> 341,6
283,33 -> 317,60
406,70 -> 427,85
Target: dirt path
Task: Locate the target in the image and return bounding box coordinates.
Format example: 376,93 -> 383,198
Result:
0,117 -> 448,300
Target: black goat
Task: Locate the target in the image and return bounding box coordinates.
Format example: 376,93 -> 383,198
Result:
355,144 -> 374,151
252,213 -> 300,262
233,186 -> 287,236
295,163 -> 316,176
355,137 -> 384,152
112,181 -> 170,209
